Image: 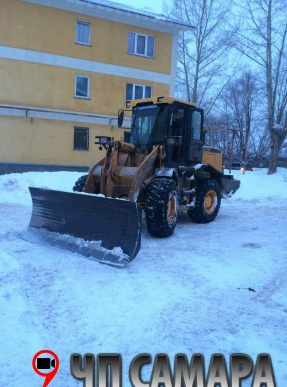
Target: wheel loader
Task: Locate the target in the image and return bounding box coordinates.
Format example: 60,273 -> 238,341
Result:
26,97 -> 240,266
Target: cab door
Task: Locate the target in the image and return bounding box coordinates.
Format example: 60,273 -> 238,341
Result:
186,107 -> 204,164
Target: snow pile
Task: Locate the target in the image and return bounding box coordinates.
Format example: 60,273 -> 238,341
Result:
0,171 -> 82,204
1,167 -> 287,205
228,168 -> 287,200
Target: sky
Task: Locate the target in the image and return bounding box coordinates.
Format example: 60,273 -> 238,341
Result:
115,0 -> 164,14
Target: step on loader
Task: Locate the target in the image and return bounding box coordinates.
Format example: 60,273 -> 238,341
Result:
26,97 -> 240,266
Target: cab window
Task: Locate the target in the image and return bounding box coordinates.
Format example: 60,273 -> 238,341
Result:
171,107 -> 185,136
190,110 -> 202,140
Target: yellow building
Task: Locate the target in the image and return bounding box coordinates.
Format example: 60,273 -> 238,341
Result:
0,0 -> 188,171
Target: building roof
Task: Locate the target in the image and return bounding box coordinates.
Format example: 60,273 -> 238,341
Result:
79,0 -> 192,30
19,0 -> 193,33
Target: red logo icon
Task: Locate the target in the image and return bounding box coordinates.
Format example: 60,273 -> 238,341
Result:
32,350 -> 60,387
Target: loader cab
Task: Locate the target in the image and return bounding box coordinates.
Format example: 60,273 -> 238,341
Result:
125,98 -> 204,167
167,102 -> 204,167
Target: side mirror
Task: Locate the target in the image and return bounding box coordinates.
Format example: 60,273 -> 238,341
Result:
118,110 -> 124,128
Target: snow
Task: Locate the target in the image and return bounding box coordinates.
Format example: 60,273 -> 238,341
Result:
77,0 -> 185,27
0,168 -> 287,386
226,168 -> 287,200
76,0 -> 192,31
23,228 -> 130,266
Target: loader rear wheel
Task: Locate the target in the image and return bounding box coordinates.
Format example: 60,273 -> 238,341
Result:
146,178 -> 178,237
73,174 -> 88,192
188,179 -> 221,223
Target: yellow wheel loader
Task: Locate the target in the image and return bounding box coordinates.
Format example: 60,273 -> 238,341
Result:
26,97 -> 240,266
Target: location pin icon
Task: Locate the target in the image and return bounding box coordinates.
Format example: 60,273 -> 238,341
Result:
32,350 -> 60,387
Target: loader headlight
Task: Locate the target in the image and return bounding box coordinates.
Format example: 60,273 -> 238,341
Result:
126,100 -> 131,108
157,96 -> 164,102
94,136 -> 111,147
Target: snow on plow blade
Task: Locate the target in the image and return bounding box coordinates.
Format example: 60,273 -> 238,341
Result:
25,187 -> 142,266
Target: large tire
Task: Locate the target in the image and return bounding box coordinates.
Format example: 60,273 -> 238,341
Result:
188,179 -> 221,223
145,178 -> 178,237
73,174 -> 88,192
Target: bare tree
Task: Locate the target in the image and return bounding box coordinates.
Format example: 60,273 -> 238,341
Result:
205,71 -> 269,166
225,71 -> 257,162
237,0 -> 287,174
166,0 -> 236,116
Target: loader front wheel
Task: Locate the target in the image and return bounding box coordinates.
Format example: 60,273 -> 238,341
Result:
188,179 -> 221,223
146,178 -> 178,237
73,174 -> 88,192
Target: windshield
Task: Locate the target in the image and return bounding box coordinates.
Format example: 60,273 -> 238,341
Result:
130,105 -> 168,149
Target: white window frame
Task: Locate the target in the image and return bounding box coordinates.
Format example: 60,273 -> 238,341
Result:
126,83 -> 152,100
76,20 -> 91,46
75,75 -> 90,99
127,31 -> 155,58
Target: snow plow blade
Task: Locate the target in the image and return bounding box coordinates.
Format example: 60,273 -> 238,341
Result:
26,187 -> 142,266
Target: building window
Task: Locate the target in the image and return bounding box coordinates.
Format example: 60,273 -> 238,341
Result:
76,20 -> 91,45
75,75 -> 90,99
126,83 -> 152,100
127,32 -> 155,58
74,127 -> 89,150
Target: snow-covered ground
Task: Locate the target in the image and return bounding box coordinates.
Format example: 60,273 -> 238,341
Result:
0,168 -> 287,386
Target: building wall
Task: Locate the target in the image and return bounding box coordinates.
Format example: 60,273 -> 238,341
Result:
0,116 -> 120,165
0,0 -> 173,75
0,0 -> 177,167
0,58 -> 169,115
